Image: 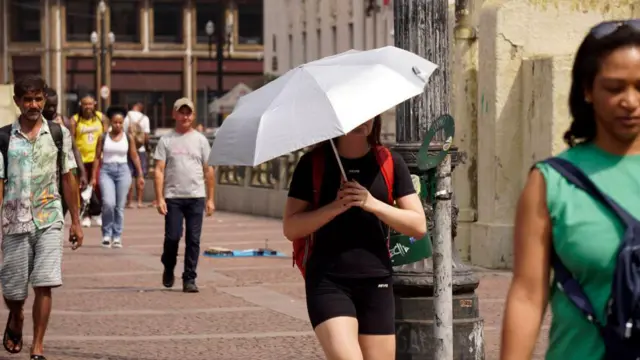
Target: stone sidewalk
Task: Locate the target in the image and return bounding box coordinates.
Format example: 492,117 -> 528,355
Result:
0,209 -> 547,359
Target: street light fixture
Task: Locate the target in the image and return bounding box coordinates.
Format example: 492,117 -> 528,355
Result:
205,20 -> 214,37
205,20 -> 214,57
90,31 -> 98,45
98,0 -> 106,14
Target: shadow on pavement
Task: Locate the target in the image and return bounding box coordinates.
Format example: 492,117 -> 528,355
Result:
46,348 -> 155,360
76,286 -> 175,293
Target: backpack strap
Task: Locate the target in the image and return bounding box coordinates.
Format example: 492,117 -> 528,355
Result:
374,145 -> 394,204
125,133 -> 135,162
295,147 -> 326,271
540,157 -> 639,331
544,157 -> 636,226
0,124 -> 13,179
310,147 -> 325,207
373,145 -> 395,254
48,121 -> 64,179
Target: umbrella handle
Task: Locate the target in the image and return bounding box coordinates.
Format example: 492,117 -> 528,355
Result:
329,139 -> 348,182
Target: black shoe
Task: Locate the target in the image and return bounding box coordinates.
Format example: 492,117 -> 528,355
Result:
183,282 -> 199,293
162,270 -> 174,288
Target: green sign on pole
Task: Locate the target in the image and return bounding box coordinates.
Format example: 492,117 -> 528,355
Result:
418,114 -> 455,171
389,114 -> 455,266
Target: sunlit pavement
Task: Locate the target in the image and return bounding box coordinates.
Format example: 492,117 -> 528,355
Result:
0,209 -> 547,359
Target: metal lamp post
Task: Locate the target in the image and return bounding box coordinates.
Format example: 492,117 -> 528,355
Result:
90,0 -> 115,109
204,11 -> 233,128
205,20 -> 215,129
391,1 -> 484,359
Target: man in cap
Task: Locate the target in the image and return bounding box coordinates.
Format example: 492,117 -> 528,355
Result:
153,98 -> 215,293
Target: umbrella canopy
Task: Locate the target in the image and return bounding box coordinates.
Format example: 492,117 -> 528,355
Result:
208,45 -> 437,167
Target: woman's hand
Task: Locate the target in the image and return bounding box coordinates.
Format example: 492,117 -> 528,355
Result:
89,177 -> 97,188
340,181 -> 381,213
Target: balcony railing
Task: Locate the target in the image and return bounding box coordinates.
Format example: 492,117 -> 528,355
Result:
147,134 -> 307,190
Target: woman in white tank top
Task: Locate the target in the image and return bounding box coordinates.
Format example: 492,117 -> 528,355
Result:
90,106 -> 145,248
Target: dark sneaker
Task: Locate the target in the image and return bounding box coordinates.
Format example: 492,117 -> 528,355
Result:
183,282 -> 199,293
162,270 -> 174,288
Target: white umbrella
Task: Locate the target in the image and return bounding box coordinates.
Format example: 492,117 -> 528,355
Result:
208,45 -> 437,178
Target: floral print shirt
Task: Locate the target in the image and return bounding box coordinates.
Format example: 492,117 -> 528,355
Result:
0,119 -> 76,235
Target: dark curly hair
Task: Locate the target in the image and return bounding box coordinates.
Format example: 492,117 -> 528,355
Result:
565,23 -> 640,147
13,75 -> 47,98
44,87 -> 58,100
105,105 -> 128,120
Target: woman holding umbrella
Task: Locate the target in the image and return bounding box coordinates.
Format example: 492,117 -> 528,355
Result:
284,115 -> 426,359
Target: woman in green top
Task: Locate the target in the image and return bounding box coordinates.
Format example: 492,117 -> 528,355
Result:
500,21 -> 640,360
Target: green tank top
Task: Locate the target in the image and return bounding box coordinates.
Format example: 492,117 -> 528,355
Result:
535,143 -> 640,360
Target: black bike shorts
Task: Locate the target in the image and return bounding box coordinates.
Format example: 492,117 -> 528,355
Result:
305,274 -> 395,335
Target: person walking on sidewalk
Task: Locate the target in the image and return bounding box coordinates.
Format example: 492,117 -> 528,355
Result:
0,75 -> 83,360
283,115 -> 425,359
70,94 -> 105,228
90,105 -> 145,249
501,21 -> 640,360
42,88 -> 89,205
123,102 -> 151,208
154,98 -> 215,293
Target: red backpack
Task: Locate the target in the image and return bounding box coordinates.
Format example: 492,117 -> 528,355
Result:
292,145 -> 395,278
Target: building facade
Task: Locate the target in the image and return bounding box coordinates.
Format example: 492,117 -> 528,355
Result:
263,0 -> 393,74
263,0 -> 395,139
0,0 -> 264,130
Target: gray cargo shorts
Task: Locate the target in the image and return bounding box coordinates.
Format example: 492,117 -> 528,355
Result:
0,222 -> 64,301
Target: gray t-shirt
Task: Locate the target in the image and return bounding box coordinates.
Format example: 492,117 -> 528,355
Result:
154,130 -> 210,199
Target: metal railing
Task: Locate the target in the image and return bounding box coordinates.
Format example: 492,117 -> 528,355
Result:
147,134 -> 307,189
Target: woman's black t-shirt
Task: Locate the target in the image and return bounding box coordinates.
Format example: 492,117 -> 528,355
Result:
287,145 -> 416,279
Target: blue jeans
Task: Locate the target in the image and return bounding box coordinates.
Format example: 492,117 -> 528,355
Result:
99,163 -> 132,238
161,198 -> 205,282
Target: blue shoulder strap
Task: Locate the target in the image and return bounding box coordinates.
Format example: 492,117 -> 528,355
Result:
542,157 -> 638,330
544,157 -> 635,226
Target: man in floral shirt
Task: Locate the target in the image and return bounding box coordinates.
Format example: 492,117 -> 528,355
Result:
0,75 -> 83,360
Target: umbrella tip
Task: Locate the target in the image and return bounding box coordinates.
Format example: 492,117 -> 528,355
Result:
412,66 -> 427,82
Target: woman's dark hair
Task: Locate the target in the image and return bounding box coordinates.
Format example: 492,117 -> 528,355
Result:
312,115 -> 383,151
106,105 -> 128,120
367,115 -> 382,146
566,24 -> 640,146
13,75 -> 47,98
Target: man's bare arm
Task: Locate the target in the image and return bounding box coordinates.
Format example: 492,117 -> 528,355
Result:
62,172 -> 80,225
72,141 -> 86,182
204,165 -> 215,203
154,160 -> 166,203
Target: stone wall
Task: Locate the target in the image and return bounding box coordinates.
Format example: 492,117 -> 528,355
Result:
463,0 -> 638,268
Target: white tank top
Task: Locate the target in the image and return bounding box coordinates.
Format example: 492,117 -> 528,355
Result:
102,133 -> 129,164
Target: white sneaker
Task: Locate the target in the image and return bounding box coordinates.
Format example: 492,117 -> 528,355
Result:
92,216 -> 102,226
101,236 -> 111,248
112,237 -> 122,248
82,217 -> 91,228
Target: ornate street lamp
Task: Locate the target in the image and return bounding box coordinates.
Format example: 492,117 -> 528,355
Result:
205,11 -> 234,127
90,0 -> 114,107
